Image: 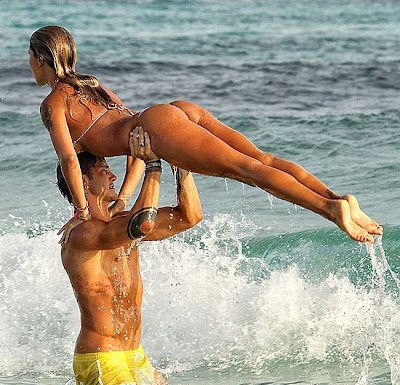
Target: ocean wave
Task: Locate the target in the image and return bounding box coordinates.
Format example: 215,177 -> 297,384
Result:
0,215 -> 399,379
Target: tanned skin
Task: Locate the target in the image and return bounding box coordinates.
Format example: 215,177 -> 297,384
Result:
29,46 -> 381,243
61,132 -> 202,383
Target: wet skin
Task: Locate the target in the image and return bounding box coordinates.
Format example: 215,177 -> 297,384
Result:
60,159 -> 202,353
62,237 -> 143,352
30,41 -> 381,243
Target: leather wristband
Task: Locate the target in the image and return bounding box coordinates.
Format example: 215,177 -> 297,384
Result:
145,160 -> 162,174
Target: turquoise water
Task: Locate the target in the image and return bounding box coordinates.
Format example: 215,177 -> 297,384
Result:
0,0 -> 399,384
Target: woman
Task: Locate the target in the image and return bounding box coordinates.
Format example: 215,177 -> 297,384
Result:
29,26 -> 381,243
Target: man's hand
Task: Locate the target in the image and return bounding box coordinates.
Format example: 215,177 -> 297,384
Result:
129,126 -> 159,162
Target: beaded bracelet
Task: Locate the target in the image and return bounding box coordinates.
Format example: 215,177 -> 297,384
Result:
73,202 -> 90,221
74,202 -> 89,212
73,209 -> 91,221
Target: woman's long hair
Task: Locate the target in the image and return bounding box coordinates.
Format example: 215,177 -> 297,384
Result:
30,26 -> 114,109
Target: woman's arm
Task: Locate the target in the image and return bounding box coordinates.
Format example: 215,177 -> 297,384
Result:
101,85 -> 143,216
40,95 -> 89,218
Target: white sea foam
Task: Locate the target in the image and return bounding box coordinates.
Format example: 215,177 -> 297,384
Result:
0,216 -> 399,384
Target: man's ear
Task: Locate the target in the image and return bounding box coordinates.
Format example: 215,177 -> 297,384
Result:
82,175 -> 90,190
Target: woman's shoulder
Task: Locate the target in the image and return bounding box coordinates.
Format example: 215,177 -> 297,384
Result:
41,82 -> 74,109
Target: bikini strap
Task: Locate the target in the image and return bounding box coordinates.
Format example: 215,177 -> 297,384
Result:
73,109 -> 109,145
109,102 -> 135,116
73,103 -> 134,146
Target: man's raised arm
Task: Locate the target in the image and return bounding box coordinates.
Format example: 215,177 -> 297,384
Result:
144,168 -> 203,241
73,128 -> 162,250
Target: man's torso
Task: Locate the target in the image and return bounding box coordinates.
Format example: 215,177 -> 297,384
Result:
62,233 -> 142,353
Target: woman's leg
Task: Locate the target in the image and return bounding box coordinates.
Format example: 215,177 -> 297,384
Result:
137,104 -> 373,242
170,100 -> 382,235
170,100 -> 338,198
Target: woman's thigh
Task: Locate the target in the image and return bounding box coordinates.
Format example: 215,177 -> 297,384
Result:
170,100 -> 272,164
137,103 -> 261,181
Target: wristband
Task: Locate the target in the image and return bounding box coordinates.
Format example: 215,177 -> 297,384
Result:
74,202 -> 89,212
145,160 -> 162,174
73,209 -> 91,221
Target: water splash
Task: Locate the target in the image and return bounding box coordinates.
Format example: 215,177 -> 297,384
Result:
355,236 -> 400,385
365,236 -> 400,292
224,178 -> 229,193
267,193 -> 274,210
0,218 -> 399,383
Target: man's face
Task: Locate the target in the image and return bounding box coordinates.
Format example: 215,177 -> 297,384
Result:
86,161 -> 118,203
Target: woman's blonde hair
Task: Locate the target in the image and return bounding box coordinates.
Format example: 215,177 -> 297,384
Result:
30,26 -> 114,108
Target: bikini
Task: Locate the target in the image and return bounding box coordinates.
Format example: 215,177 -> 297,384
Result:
72,102 -> 135,153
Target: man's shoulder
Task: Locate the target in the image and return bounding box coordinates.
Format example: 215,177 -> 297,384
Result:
66,219 -> 105,247
65,215 -> 130,251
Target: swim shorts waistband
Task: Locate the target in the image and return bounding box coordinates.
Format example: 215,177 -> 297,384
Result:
73,345 -> 145,363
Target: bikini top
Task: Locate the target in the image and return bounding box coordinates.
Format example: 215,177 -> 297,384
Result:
72,103 -> 134,148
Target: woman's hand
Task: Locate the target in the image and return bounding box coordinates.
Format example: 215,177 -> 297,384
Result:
129,126 -> 160,162
57,214 -> 90,245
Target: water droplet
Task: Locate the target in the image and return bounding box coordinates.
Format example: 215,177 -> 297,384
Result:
267,193 -> 273,209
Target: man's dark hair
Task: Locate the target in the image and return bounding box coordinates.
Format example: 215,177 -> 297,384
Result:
56,152 -> 105,204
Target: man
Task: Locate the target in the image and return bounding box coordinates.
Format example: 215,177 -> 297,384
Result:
57,129 -> 202,385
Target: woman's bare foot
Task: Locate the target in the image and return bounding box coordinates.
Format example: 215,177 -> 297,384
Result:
342,194 -> 382,235
328,200 -> 374,243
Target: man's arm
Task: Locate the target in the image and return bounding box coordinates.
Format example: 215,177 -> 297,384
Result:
74,169 -> 161,250
144,170 -> 202,241
73,129 -> 161,250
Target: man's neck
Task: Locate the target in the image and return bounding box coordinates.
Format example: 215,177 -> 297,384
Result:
87,196 -> 112,222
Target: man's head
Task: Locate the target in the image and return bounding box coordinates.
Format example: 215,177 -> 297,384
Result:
57,152 -> 118,205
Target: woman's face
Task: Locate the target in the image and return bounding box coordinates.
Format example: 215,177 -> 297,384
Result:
28,48 -> 45,86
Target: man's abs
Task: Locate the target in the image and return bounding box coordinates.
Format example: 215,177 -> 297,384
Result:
75,309 -> 142,353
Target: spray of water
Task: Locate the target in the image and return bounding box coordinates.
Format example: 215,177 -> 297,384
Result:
0,217 -> 399,384
355,236 -> 400,385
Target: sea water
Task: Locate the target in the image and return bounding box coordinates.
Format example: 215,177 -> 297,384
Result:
0,0 -> 399,384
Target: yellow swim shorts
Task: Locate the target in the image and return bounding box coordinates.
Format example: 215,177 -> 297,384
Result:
73,345 -> 161,385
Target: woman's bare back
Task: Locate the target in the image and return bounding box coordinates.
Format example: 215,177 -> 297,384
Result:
53,83 -> 137,156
